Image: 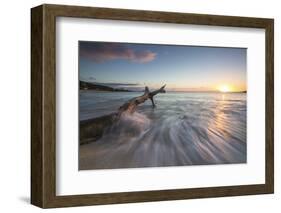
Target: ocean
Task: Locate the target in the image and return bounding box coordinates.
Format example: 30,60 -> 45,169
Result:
79,91 -> 247,170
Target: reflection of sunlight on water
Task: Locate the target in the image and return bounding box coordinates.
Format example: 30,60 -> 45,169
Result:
79,92 -> 247,170
210,96 -> 227,137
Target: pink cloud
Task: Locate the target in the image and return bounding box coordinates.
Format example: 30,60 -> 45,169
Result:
80,43 -> 156,63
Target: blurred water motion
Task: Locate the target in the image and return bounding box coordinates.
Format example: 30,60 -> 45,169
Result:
79,91 -> 246,170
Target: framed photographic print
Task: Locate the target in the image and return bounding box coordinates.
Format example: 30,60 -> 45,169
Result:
31,4 -> 274,208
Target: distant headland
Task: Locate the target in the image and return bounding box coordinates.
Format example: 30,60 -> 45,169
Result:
80,81 -> 132,92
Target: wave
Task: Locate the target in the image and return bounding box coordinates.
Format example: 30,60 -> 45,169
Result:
79,92 -> 246,170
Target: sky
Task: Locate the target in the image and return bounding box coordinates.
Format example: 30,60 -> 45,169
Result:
79,41 -> 246,92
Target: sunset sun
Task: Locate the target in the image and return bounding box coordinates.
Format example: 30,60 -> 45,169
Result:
218,85 -> 231,93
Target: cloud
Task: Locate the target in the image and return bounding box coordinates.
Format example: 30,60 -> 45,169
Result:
88,76 -> 96,80
101,83 -> 140,87
80,42 -> 156,63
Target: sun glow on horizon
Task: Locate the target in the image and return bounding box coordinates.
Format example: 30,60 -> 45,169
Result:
218,84 -> 231,93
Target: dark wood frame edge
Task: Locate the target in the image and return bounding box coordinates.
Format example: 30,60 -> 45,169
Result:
31,4 -> 274,208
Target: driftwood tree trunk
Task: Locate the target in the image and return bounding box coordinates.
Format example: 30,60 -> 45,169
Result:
118,85 -> 166,114
80,85 -> 166,144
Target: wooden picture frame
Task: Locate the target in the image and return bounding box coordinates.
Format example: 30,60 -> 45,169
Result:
31,4 -> 274,208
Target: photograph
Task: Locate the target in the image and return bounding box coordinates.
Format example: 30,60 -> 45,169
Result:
30,4 -> 274,208
78,41 -> 247,170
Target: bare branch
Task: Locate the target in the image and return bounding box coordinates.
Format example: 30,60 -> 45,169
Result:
118,85 -> 166,113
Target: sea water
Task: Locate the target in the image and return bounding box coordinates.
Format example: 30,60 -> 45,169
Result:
79,91 -> 247,169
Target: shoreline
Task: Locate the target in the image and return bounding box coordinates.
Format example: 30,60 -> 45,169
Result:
80,89 -> 247,93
